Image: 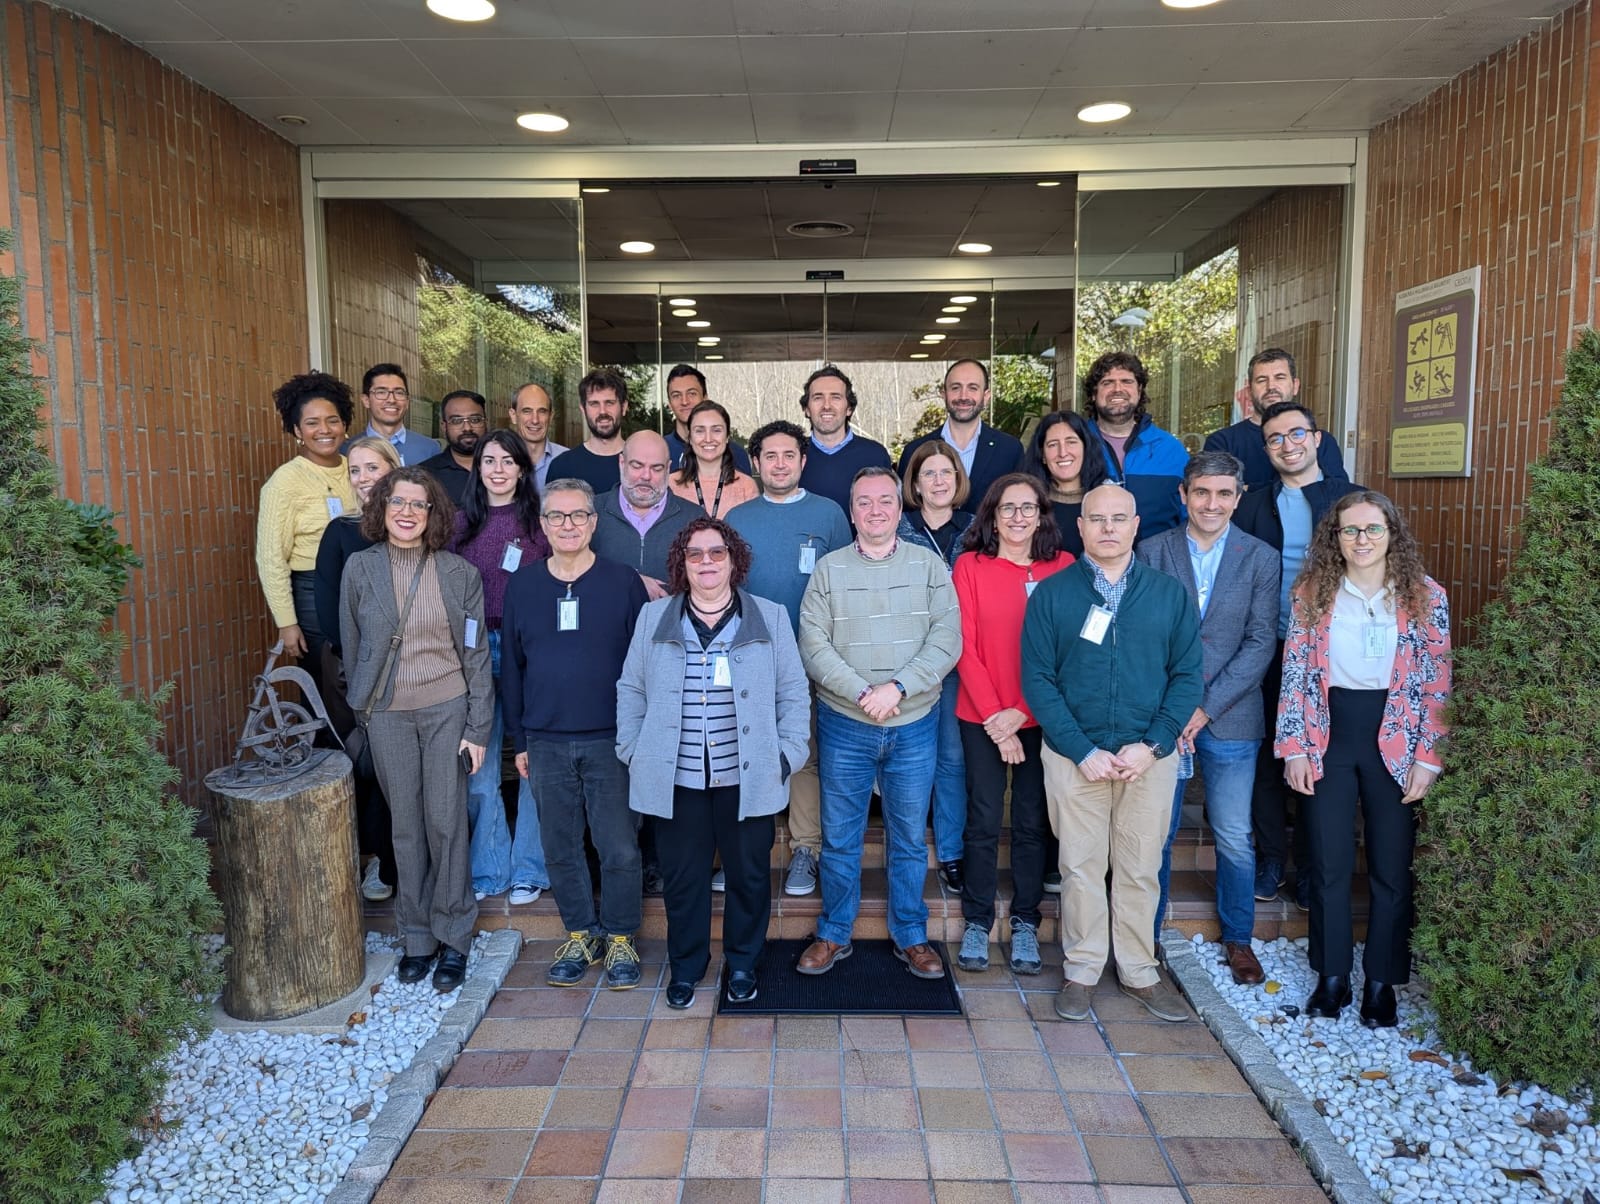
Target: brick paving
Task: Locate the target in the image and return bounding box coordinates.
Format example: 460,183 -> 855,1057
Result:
373,937 -> 1326,1202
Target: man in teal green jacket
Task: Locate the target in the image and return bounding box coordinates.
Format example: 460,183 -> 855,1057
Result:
1021,483 -> 1204,1025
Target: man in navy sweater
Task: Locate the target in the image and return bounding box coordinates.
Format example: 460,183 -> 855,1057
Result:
796,365 -> 892,514
1203,348 -> 1347,491
502,477 -> 650,992
897,359 -> 1023,514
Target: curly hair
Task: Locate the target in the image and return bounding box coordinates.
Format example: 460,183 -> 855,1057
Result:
664,516 -> 752,596
962,472 -> 1062,561
674,400 -> 738,488
1292,490 -> 1431,625
273,371 -> 354,434
359,466 -> 456,551
1082,350 -> 1148,423
902,439 -> 971,510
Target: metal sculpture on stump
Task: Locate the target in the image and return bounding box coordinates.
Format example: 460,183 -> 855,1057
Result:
213,640 -> 340,787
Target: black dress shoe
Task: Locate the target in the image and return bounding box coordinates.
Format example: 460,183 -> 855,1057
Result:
665,980 -> 696,1009
397,951 -> 436,984
1305,974 -> 1352,1018
726,970 -> 758,1004
1360,980 -> 1398,1028
938,860 -> 964,892
432,947 -> 469,993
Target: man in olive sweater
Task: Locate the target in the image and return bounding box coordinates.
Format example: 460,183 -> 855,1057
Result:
1021,483 -> 1203,1024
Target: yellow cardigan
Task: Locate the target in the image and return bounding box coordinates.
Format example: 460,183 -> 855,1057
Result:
255,456 -> 359,627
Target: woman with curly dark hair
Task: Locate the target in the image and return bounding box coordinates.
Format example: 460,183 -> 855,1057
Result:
615,517 -> 809,1009
256,371 -> 358,665
1276,490 -> 1451,1028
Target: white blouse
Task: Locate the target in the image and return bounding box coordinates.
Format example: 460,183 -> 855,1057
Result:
1326,577 -> 1399,690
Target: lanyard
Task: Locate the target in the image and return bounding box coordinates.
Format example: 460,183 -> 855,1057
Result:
692,474 -> 726,518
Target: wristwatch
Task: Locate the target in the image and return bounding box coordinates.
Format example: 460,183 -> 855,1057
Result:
1142,739 -> 1167,759
891,679 -> 908,697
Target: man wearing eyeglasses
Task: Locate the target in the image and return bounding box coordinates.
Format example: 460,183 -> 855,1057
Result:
344,363 -> 441,466
1235,401 -> 1363,911
419,390 -> 488,508
1203,349 -> 1348,491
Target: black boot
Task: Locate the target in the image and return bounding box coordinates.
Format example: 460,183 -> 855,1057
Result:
1305,974 -> 1351,1018
1360,980 -> 1398,1028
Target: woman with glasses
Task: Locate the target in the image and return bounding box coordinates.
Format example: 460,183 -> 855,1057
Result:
1276,491 -> 1451,1027
950,474 -> 1074,975
340,467 -> 494,994
896,440 -> 977,893
669,400 -> 759,518
449,431 -> 552,908
1021,411 -> 1108,557
616,518 -> 809,1009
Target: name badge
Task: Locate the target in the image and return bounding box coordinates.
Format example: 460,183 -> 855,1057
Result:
1024,578 -> 1037,598
325,496 -> 344,519
557,596 -> 579,631
798,544 -> 817,574
464,617 -> 480,648
712,654 -> 732,688
501,542 -> 523,573
1079,604 -> 1113,645
1363,623 -> 1388,659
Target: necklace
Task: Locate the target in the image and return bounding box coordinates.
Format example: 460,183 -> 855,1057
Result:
689,595 -> 733,618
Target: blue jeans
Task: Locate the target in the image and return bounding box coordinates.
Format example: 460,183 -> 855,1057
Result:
816,704 -> 938,949
931,671 -> 966,863
1155,729 -> 1258,945
468,631 -> 549,895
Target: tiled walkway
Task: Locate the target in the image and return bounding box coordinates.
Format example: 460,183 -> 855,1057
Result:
374,936 -> 1326,1203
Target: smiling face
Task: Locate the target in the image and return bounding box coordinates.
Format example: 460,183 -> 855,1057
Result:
384,480 -> 430,547
690,410 -> 728,466
1335,500 -> 1390,574
582,387 -> 625,440
1042,422 -> 1084,491
363,373 -> 409,431
540,487 -> 595,556
685,527 -> 733,599
804,374 -> 851,439
667,374 -> 706,426
1182,473 -> 1241,540
294,398 -> 347,467
755,431 -> 805,497
995,482 -> 1041,552
1262,408 -> 1321,486
915,453 -> 958,512
479,441 -> 522,504
442,396 -> 486,457
942,361 -> 989,426
1092,367 -> 1140,429
510,384 -> 552,446
850,473 -> 901,545
347,446 -> 392,504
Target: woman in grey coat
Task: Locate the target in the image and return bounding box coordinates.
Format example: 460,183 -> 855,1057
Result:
616,517 -> 810,1010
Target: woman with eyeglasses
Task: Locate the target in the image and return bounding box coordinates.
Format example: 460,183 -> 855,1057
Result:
1021,411 -> 1108,557
340,467 -> 494,994
950,474 -> 1074,976
1275,491 -> 1451,1027
669,400 -> 759,518
616,518 -> 810,1010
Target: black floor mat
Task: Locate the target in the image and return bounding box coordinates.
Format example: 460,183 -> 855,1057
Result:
716,938 -> 964,1016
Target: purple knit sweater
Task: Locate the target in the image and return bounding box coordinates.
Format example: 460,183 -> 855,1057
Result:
449,504 -> 550,627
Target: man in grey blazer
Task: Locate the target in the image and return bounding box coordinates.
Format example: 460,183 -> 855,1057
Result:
1136,451 -> 1279,985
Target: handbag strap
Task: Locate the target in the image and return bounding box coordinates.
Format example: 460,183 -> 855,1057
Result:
360,548 -> 430,724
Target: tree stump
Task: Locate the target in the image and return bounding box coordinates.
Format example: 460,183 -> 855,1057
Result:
205,750 -> 365,1020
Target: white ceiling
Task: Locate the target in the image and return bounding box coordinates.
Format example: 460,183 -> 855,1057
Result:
60,0 -> 1571,147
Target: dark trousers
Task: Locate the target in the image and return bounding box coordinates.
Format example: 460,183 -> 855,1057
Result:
655,784 -> 775,982
1251,638 -> 1309,872
1304,688 -> 1417,983
529,736 -> 641,937
959,722 -> 1047,931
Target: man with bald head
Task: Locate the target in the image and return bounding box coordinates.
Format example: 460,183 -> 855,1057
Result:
509,382 -> 568,491
592,430 -> 701,601
1022,483 -> 1204,1024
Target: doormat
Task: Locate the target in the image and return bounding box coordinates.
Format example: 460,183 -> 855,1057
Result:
716,938 -> 963,1015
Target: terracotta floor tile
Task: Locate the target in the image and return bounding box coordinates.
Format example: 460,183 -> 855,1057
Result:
560,1051 -> 637,1088
446,1049 -> 567,1088
373,1179 -> 515,1204
1081,1134 -> 1175,1186
575,1019 -> 647,1050
709,1015 -> 774,1049
524,1129 -> 611,1178
487,989 -> 593,1018
1049,1054 -> 1130,1093
679,1179 -> 763,1203
618,1086 -> 698,1129
844,1049 -> 914,1087
968,1020 -> 1040,1051
1037,1021 -> 1111,1055
1003,1132 -> 1093,1183
588,989 -> 655,1018
848,1181 -> 933,1204
930,1183 -> 1016,1204
772,1049 -> 841,1086
905,1018 -> 977,1050
763,1180 -> 846,1204
694,1085 -> 770,1128
917,1087 -> 996,1130
509,1178 -> 597,1204
594,1180 -> 680,1204
1122,1055 -> 1251,1096
775,1015 -> 841,1049
909,1049 -> 983,1088
769,1087 -> 843,1129
1065,1091 -> 1152,1136
844,1086 -> 921,1130
767,1128 -> 846,1177
989,1089 -> 1071,1133
702,1049 -> 771,1086
846,1131 -> 930,1179
1013,1185 -> 1100,1204
1162,1136 -> 1318,1185
468,1018 -> 584,1050
631,1049 -> 705,1087
1087,988 -> 1164,1024
1186,1187 -> 1331,1204
685,1128 -> 767,1177
1100,1020 -> 1225,1056
643,1017 -> 711,1049
1099,1187 -> 1187,1203
1141,1094 -> 1284,1139
601,1128 -> 688,1178
924,1131 -> 1009,1180
418,1086 -> 550,1130
542,1087 -> 625,1129
842,1015 -> 909,1050
960,991 -> 1031,1021
976,1050 -> 1058,1091
390,1129 -> 536,1179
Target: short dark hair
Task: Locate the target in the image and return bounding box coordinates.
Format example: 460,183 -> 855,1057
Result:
902,439 -> 971,510
362,363 -> 407,395
1182,450 -> 1245,489
849,464 -> 899,501
440,388 -> 486,413
1021,410 -> 1109,497
747,419 -> 808,462
1259,400 -> 1318,438
360,466 -> 455,550
799,365 -> 858,416
1248,347 -> 1298,381
274,372 -> 354,435
579,367 -> 629,406
962,472 -> 1062,562
665,517 -> 752,595
1082,351 -> 1149,423
666,364 -> 708,394
944,358 -> 990,388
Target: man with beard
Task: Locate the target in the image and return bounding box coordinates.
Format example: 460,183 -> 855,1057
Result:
896,359 -> 1022,514
343,363 -> 441,467
591,430 -> 700,602
508,382 -> 568,491
1082,352 -> 1188,542
1203,349 -> 1348,491
663,364 -> 751,473
548,369 -> 630,496
420,389 -> 487,507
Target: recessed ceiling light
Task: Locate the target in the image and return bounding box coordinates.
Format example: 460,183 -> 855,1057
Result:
671,308 -> 697,318
697,336 -> 720,345
668,298 -> 696,307
619,240 -> 655,254
957,242 -> 992,254
275,113 -> 309,126
705,354 -> 724,360
516,111 -> 569,132
1036,180 -> 1062,188
950,295 -> 977,304
935,316 -> 960,325
686,319 -> 711,328
427,0 -> 495,20
922,333 -> 947,342
910,353 -> 929,359
1077,101 -> 1132,123
941,306 -> 967,314
1162,0 -> 1224,7
581,186 -> 610,194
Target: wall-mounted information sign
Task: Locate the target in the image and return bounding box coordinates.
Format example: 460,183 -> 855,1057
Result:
1389,266 -> 1480,478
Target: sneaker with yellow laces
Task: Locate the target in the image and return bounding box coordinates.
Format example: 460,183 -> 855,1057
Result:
603,934 -> 641,990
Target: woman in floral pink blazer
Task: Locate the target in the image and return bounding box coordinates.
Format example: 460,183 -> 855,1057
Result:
1275,490 -> 1450,1029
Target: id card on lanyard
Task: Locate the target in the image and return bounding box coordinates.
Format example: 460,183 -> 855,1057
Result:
557,583 -> 579,631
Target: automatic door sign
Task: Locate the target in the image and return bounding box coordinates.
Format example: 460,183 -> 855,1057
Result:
1390,267 -> 1480,478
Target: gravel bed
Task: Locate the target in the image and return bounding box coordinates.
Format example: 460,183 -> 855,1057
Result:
1189,934 -> 1600,1203
99,930 -> 502,1204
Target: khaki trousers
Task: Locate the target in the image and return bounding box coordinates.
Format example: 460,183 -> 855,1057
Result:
784,691 -> 822,852
1042,744 -> 1179,990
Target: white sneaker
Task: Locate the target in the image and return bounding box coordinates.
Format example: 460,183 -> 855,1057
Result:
361,859 -> 392,902
784,846 -> 818,896
711,869 -> 726,893
474,890 -> 487,902
509,884 -> 542,906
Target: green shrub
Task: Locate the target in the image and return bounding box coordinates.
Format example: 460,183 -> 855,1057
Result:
1412,329 -> 1600,1094
0,231 -> 222,1201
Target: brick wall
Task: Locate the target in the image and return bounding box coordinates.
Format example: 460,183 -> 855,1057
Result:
1359,0 -> 1598,624
0,1 -> 309,805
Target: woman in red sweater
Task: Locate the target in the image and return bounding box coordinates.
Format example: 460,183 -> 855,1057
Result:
951,473 -> 1075,976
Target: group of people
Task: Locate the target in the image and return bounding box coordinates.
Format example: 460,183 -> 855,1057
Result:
254,347 -> 1451,1028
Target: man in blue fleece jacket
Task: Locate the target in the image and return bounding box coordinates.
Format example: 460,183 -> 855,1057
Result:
1082,351 -> 1189,542
1021,483 -> 1204,1025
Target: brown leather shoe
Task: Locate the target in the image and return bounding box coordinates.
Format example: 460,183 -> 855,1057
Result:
894,942 -> 946,980
1224,941 -> 1265,986
796,938 -> 852,975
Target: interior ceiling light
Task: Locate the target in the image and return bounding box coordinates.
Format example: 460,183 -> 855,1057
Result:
922,333 -> 947,342
1035,180 -> 1062,187
686,319 -> 711,328
1162,0 -> 1224,7
581,186 -> 610,194
956,242 -> 992,254
619,240 -> 655,254
671,308 -> 697,317
275,114 -> 309,126
697,336 -> 721,345
517,112 -> 569,132
935,316 -> 960,325
941,306 -> 967,314
950,294 -> 977,304
1077,101 -> 1132,123
705,354 -> 724,360
785,220 -> 855,238
668,297 -> 696,306
910,353 -> 930,359
427,0 -> 495,20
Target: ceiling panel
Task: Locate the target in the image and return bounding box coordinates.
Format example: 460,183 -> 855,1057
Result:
887,90 -> 1045,140
907,0 -> 1097,33
61,0 -> 222,41
1294,78 -> 1451,131
1155,81 -> 1348,134
315,95 -> 486,144
604,95 -> 758,143
750,91 -> 897,141
454,96 -> 627,144
406,38 -> 601,96
1053,24 -> 1242,88
176,0 -> 383,41
239,40 -> 448,100
731,0 -> 919,36
1203,19 -> 1431,82
571,37 -> 748,94
897,30 -> 1079,88
1022,85 -> 1192,137
737,34 -> 907,93
143,42 -> 296,99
